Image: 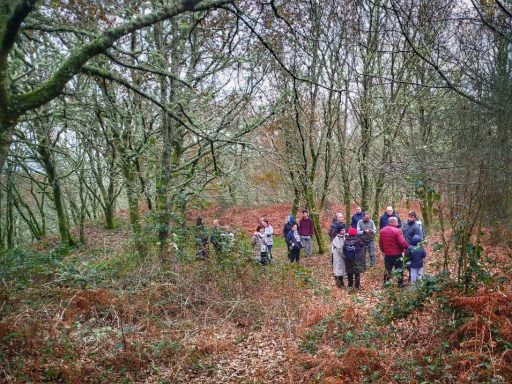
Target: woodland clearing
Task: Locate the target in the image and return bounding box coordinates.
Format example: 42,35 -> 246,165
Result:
1,204 -> 511,383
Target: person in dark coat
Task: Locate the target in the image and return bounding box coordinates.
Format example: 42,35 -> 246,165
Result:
379,206 -> 402,229
407,235 -> 426,283
402,210 -> 424,282
283,215 -> 296,260
350,206 -> 364,229
329,212 -> 345,240
343,227 -> 366,289
402,210 -> 424,244
195,217 -> 209,259
283,215 -> 295,239
286,223 -> 302,263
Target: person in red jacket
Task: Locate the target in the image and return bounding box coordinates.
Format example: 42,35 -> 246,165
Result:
379,216 -> 409,287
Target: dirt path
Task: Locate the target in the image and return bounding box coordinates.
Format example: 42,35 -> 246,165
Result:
176,248 -> 389,383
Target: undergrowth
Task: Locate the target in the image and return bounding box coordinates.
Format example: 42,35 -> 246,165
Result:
1,224 -> 511,383
373,272 -> 452,325
0,232 -> 313,383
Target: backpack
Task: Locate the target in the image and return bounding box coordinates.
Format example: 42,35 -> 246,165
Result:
344,244 -> 356,262
291,240 -> 303,250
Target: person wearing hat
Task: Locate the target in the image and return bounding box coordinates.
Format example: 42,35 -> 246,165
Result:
330,224 -> 347,288
407,235 -> 426,283
343,227 -> 366,290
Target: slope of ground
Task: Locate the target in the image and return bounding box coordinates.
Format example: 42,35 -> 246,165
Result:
1,204 -> 511,383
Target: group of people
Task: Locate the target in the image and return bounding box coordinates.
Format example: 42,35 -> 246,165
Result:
251,218 -> 275,265
330,205 -> 426,290
195,217 -> 235,259
251,210 -> 314,265
205,204 -> 427,291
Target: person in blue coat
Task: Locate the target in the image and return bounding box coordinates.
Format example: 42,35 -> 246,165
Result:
407,235 -> 426,283
402,210 -> 424,244
379,206 -> 402,229
286,223 -> 302,263
350,206 -> 364,229
283,215 -> 296,260
283,215 -> 295,239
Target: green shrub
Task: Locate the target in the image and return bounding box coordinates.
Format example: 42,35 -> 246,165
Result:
373,272 -> 451,325
0,248 -> 62,288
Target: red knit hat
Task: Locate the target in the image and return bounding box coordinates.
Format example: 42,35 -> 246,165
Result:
348,228 -> 358,236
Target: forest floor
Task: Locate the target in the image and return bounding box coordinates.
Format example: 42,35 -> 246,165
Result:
1,204 -> 511,383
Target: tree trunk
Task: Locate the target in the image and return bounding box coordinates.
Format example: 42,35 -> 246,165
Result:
120,158 -> 146,258
372,177 -> 383,223
79,166 -> 87,245
154,23 -> 173,255
105,144 -> 117,229
360,116 -> 371,211
304,190 -> 325,254
104,200 -> 115,229
0,183 -> 4,250
51,169 -> 74,250
6,164 -> 15,249
0,114 -> 17,173
135,156 -> 152,210
437,202 -> 450,274
36,125 -> 74,250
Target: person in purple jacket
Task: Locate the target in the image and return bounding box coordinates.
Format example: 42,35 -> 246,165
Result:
299,209 -> 314,257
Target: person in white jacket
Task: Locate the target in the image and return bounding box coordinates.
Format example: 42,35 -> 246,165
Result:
252,224 -> 269,265
330,225 -> 347,288
262,218 -> 274,260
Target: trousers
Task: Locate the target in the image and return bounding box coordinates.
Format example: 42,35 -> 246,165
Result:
301,236 -> 312,256
384,255 -> 404,287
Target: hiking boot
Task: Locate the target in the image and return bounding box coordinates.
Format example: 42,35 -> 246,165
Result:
335,276 -> 344,288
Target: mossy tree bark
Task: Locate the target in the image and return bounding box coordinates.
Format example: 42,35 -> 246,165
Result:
5,162 -> 15,250
120,155 -> 146,258
154,22 -> 173,255
34,120 -> 75,250
110,115 -> 147,258
0,0 -> 227,170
